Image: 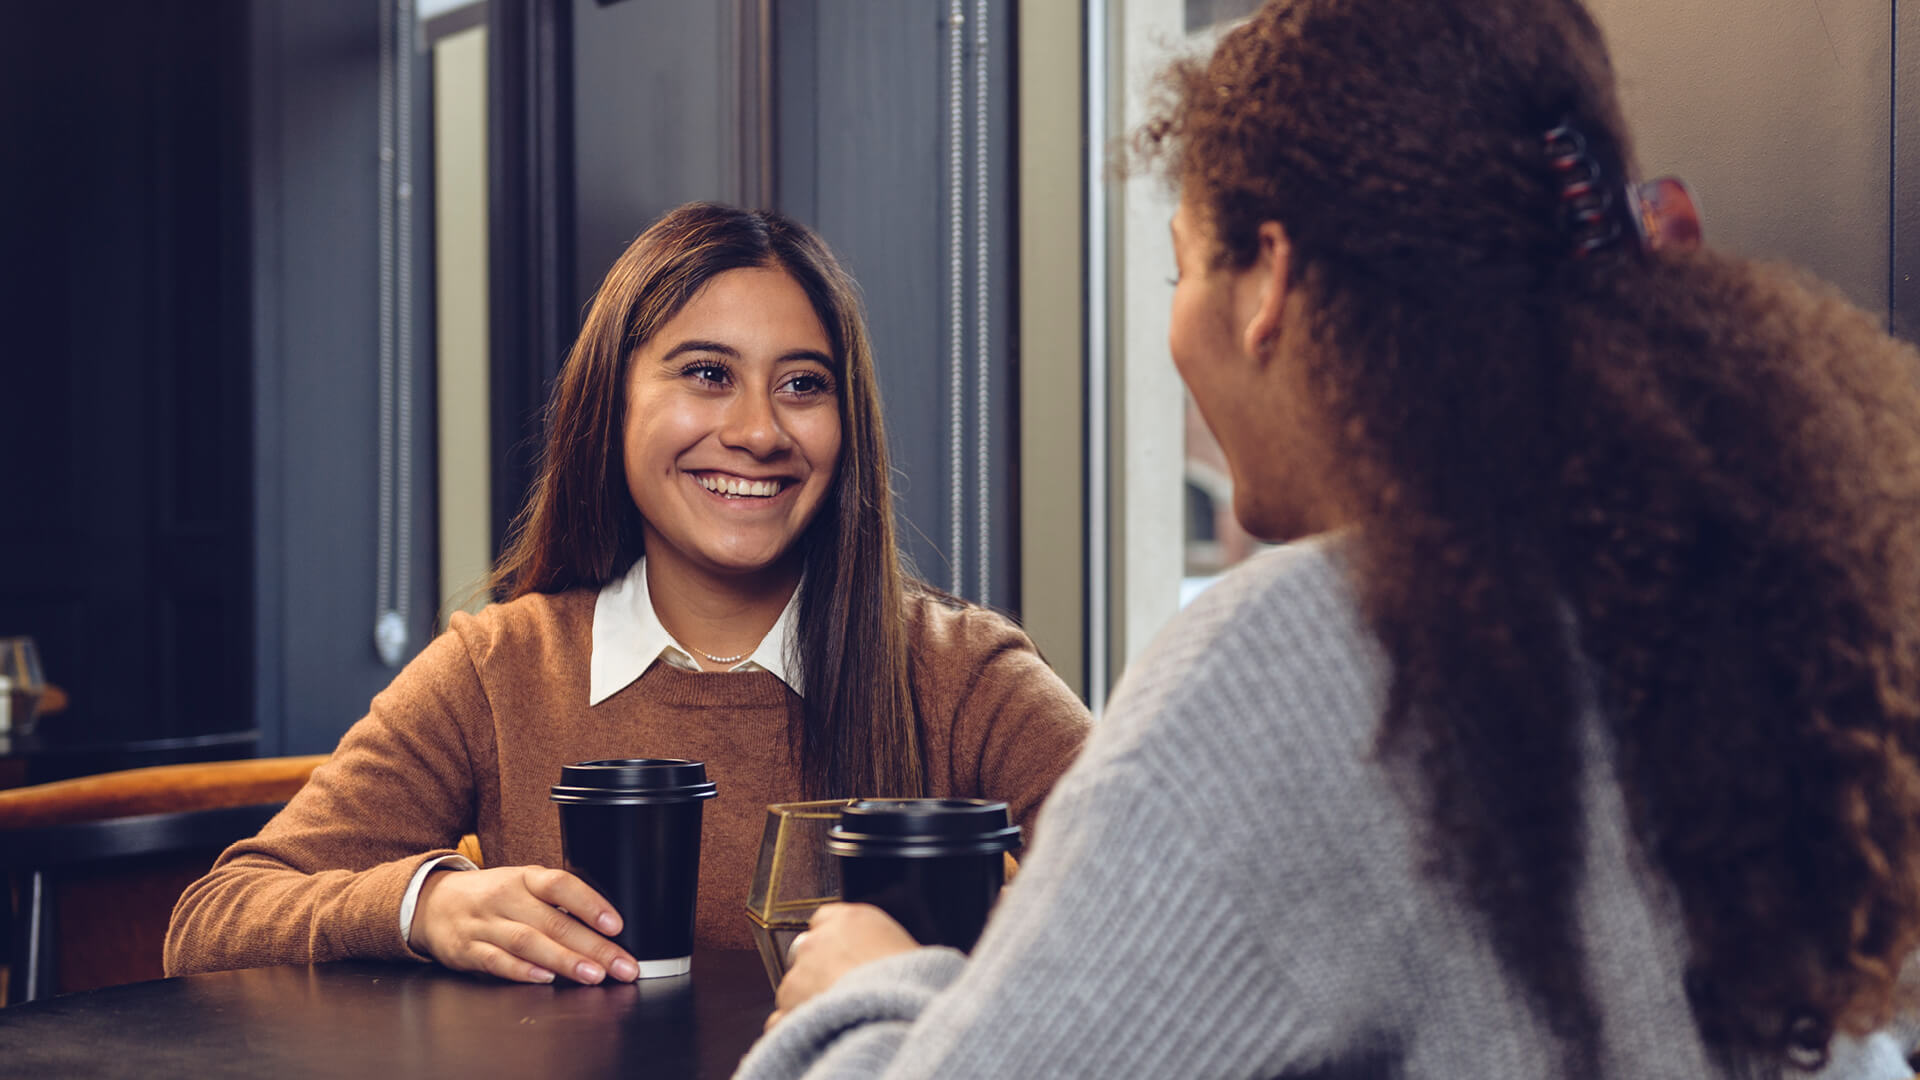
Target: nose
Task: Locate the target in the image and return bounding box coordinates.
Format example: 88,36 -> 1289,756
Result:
718,388 -> 793,458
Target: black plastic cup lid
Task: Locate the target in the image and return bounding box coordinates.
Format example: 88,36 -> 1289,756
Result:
549,758 -> 718,805
826,798 -> 1021,858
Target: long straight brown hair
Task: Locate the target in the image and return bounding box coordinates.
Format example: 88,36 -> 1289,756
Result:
491,202 -> 926,802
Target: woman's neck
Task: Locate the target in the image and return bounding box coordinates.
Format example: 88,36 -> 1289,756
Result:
643,547 -> 801,671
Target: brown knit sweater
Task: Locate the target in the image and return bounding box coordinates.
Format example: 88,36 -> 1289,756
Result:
164,588 -> 1089,975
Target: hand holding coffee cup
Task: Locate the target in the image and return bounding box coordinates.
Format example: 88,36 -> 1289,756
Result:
411,863 -> 640,985
767,799 -> 1021,1027
827,798 -> 1021,952
769,901 -> 921,1029
550,758 -> 719,978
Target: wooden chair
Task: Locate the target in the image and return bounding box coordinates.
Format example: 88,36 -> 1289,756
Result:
0,755 -> 327,1004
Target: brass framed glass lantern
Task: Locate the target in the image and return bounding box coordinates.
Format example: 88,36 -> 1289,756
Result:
744,799 -> 854,989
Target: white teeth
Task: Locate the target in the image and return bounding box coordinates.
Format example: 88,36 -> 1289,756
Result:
697,474 -> 782,498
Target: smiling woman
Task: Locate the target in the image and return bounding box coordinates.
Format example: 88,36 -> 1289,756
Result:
163,203 -> 1091,990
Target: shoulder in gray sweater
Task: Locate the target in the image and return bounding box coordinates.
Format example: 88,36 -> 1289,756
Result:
733,539 -> 1916,1079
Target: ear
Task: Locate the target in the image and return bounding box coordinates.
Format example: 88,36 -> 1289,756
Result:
1239,221 -> 1292,361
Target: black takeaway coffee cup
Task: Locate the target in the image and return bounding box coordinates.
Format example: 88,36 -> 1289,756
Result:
826,798 -> 1021,953
549,759 -> 718,977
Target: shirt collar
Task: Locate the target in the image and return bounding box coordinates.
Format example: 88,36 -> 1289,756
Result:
588,556 -> 804,706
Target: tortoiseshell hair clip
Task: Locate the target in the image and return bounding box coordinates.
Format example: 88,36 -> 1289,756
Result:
1543,118 -> 1702,259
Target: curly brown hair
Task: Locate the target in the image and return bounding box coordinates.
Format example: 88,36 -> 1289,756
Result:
1141,0 -> 1920,1067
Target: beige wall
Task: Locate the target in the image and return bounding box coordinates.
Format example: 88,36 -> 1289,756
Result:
1587,0 -> 1890,317
433,26 -> 493,620
1018,0 -> 1088,698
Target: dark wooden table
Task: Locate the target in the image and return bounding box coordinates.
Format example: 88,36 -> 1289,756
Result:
0,948 -> 773,1079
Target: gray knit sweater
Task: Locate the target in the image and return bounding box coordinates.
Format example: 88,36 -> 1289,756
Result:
733,540 -> 1917,1079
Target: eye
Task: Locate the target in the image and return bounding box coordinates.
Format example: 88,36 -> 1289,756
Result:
679,361 -> 732,388
779,371 -> 837,400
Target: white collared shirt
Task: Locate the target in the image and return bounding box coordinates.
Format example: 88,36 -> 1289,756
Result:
401,556 -> 805,947
587,555 -> 805,704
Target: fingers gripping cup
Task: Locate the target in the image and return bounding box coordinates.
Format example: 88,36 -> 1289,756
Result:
550,759 -> 717,978
826,798 -> 1021,953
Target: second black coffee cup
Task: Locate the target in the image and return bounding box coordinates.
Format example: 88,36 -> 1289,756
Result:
826,798 -> 1021,953
550,758 -> 717,977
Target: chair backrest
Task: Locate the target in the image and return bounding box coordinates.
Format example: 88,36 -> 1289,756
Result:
0,755 -> 327,1004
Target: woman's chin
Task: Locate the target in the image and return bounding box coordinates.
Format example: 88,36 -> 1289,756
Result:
688,544 -> 803,582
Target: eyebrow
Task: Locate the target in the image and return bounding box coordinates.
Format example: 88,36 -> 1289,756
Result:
659,339 -> 835,368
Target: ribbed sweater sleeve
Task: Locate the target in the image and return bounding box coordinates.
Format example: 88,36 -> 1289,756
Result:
164,627 -> 485,975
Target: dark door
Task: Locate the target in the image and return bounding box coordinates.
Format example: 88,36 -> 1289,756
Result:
0,0 -> 253,751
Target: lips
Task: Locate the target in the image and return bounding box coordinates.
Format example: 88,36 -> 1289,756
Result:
692,472 -> 791,499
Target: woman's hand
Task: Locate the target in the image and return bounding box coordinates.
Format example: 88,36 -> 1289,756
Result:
766,903 -> 919,1030
411,865 -> 640,985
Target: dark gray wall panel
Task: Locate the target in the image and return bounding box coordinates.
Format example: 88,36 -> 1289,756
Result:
252,1 -> 439,755
776,0 -> 1019,610
779,2 -> 947,587
573,0 -> 736,304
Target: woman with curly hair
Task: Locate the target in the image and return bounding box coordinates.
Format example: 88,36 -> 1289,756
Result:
737,1 -> 1920,1076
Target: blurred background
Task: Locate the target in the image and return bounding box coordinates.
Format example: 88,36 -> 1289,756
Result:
0,0 -> 1911,770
